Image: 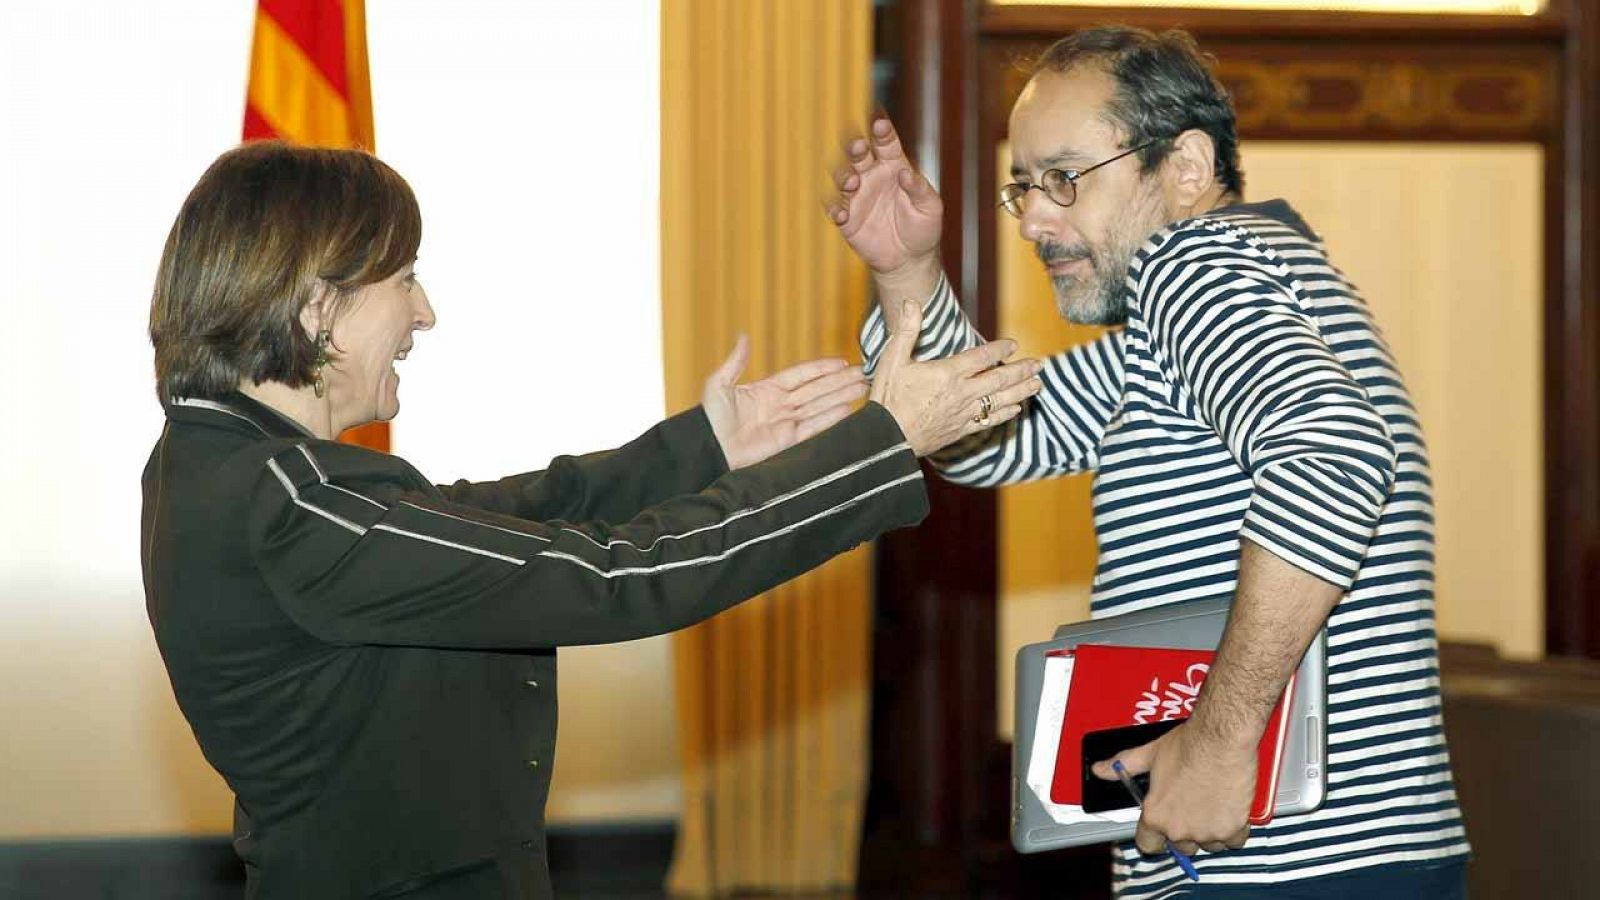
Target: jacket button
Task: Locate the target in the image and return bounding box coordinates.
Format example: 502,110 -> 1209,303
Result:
527,759 -> 540,768
525,679 -> 539,688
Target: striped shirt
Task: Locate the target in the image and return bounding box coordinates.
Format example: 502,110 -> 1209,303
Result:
860,200 -> 1469,894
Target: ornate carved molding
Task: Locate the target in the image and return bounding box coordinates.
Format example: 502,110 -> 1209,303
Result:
990,45 -> 1557,141
1221,59 -> 1555,138
981,5 -> 1566,42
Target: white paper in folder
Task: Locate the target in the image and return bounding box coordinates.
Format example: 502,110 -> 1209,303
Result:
1024,652 -> 1139,827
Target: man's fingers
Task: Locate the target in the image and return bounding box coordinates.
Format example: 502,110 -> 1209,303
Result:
1171,840 -> 1201,858
1201,842 -> 1230,854
709,334 -> 751,387
768,356 -> 850,391
870,116 -> 906,161
1093,737 -> 1160,781
1090,755 -> 1118,781
1133,821 -> 1167,857
945,338 -> 1018,375
847,135 -> 875,173
898,166 -> 942,214
1224,825 -> 1251,850
833,164 -> 861,194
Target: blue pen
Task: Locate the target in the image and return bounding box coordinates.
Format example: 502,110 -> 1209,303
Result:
1112,760 -> 1201,882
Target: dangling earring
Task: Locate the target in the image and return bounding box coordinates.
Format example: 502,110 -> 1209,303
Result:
312,329 -> 331,399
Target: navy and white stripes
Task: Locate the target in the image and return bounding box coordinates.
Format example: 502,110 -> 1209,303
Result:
860,200 -> 1467,894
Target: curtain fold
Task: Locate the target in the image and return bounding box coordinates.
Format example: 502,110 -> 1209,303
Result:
661,1 -> 874,893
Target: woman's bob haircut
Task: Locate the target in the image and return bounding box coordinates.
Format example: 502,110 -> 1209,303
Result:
150,141 -> 422,401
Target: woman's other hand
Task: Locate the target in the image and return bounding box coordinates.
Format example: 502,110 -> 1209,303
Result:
869,299 -> 1044,457
703,335 -> 869,470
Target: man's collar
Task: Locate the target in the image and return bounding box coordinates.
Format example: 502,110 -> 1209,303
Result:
165,391 -> 316,440
1204,198 -> 1319,242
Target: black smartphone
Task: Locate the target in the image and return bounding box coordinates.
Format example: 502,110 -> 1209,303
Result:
1080,719 -> 1185,813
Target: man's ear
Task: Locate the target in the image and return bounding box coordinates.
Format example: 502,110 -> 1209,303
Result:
1165,129 -> 1218,208
299,279 -> 332,338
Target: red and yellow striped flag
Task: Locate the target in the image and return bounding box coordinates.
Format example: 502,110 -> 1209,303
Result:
244,0 -> 386,451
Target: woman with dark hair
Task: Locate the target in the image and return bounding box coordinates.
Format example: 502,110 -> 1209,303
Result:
142,141 -> 1041,898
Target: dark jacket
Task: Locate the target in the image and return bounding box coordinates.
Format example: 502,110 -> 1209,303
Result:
141,392 -> 926,898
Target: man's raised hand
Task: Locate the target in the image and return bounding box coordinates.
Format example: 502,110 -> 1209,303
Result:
826,116 -> 944,305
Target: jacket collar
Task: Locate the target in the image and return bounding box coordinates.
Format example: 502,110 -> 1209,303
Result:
165,391 -> 316,440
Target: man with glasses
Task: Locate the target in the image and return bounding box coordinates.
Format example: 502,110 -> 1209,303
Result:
828,25 -> 1469,898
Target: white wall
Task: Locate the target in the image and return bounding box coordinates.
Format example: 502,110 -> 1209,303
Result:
0,0 -> 258,839
369,0 -> 677,824
0,0 -> 673,837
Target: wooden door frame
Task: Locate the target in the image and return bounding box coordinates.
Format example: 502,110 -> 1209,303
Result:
863,1 -> 1600,894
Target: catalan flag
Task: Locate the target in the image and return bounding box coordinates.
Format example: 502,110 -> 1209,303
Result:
244,0 -> 387,451
245,0 -> 373,149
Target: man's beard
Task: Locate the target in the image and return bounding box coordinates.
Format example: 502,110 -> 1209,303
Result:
1036,240 -> 1130,326
1035,188 -> 1166,327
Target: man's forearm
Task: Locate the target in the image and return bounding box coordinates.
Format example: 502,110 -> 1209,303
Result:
872,254 -> 943,331
1188,538 -> 1342,752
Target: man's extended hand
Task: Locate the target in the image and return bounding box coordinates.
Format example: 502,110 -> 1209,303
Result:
1092,721 -> 1256,858
702,335 -> 869,470
826,116 -> 944,317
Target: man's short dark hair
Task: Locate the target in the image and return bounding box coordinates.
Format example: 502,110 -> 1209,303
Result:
1033,26 -> 1244,197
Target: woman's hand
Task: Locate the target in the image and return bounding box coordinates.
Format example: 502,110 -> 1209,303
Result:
871,299 -> 1044,457
703,335 -> 869,470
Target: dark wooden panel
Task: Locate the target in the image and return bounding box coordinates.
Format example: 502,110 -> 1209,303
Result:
859,0 -> 1005,895
1438,641 -> 1600,898
1545,0 -> 1600,658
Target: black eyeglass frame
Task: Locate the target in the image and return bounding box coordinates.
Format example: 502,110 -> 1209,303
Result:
998,139 -> 1163,218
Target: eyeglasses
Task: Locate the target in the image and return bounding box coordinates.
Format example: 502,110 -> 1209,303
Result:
998,140 -> 1161,219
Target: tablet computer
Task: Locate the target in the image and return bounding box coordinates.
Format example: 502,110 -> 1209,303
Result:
1011,596 -> 1326,853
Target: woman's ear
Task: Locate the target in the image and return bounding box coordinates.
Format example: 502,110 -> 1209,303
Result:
299,279 -> 333,338
1166,129 -> 1218,208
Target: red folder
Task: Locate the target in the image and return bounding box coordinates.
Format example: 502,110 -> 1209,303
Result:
1048,643 -> 1294,825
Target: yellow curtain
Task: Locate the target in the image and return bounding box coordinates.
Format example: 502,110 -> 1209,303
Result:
661,0 -> 873,894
